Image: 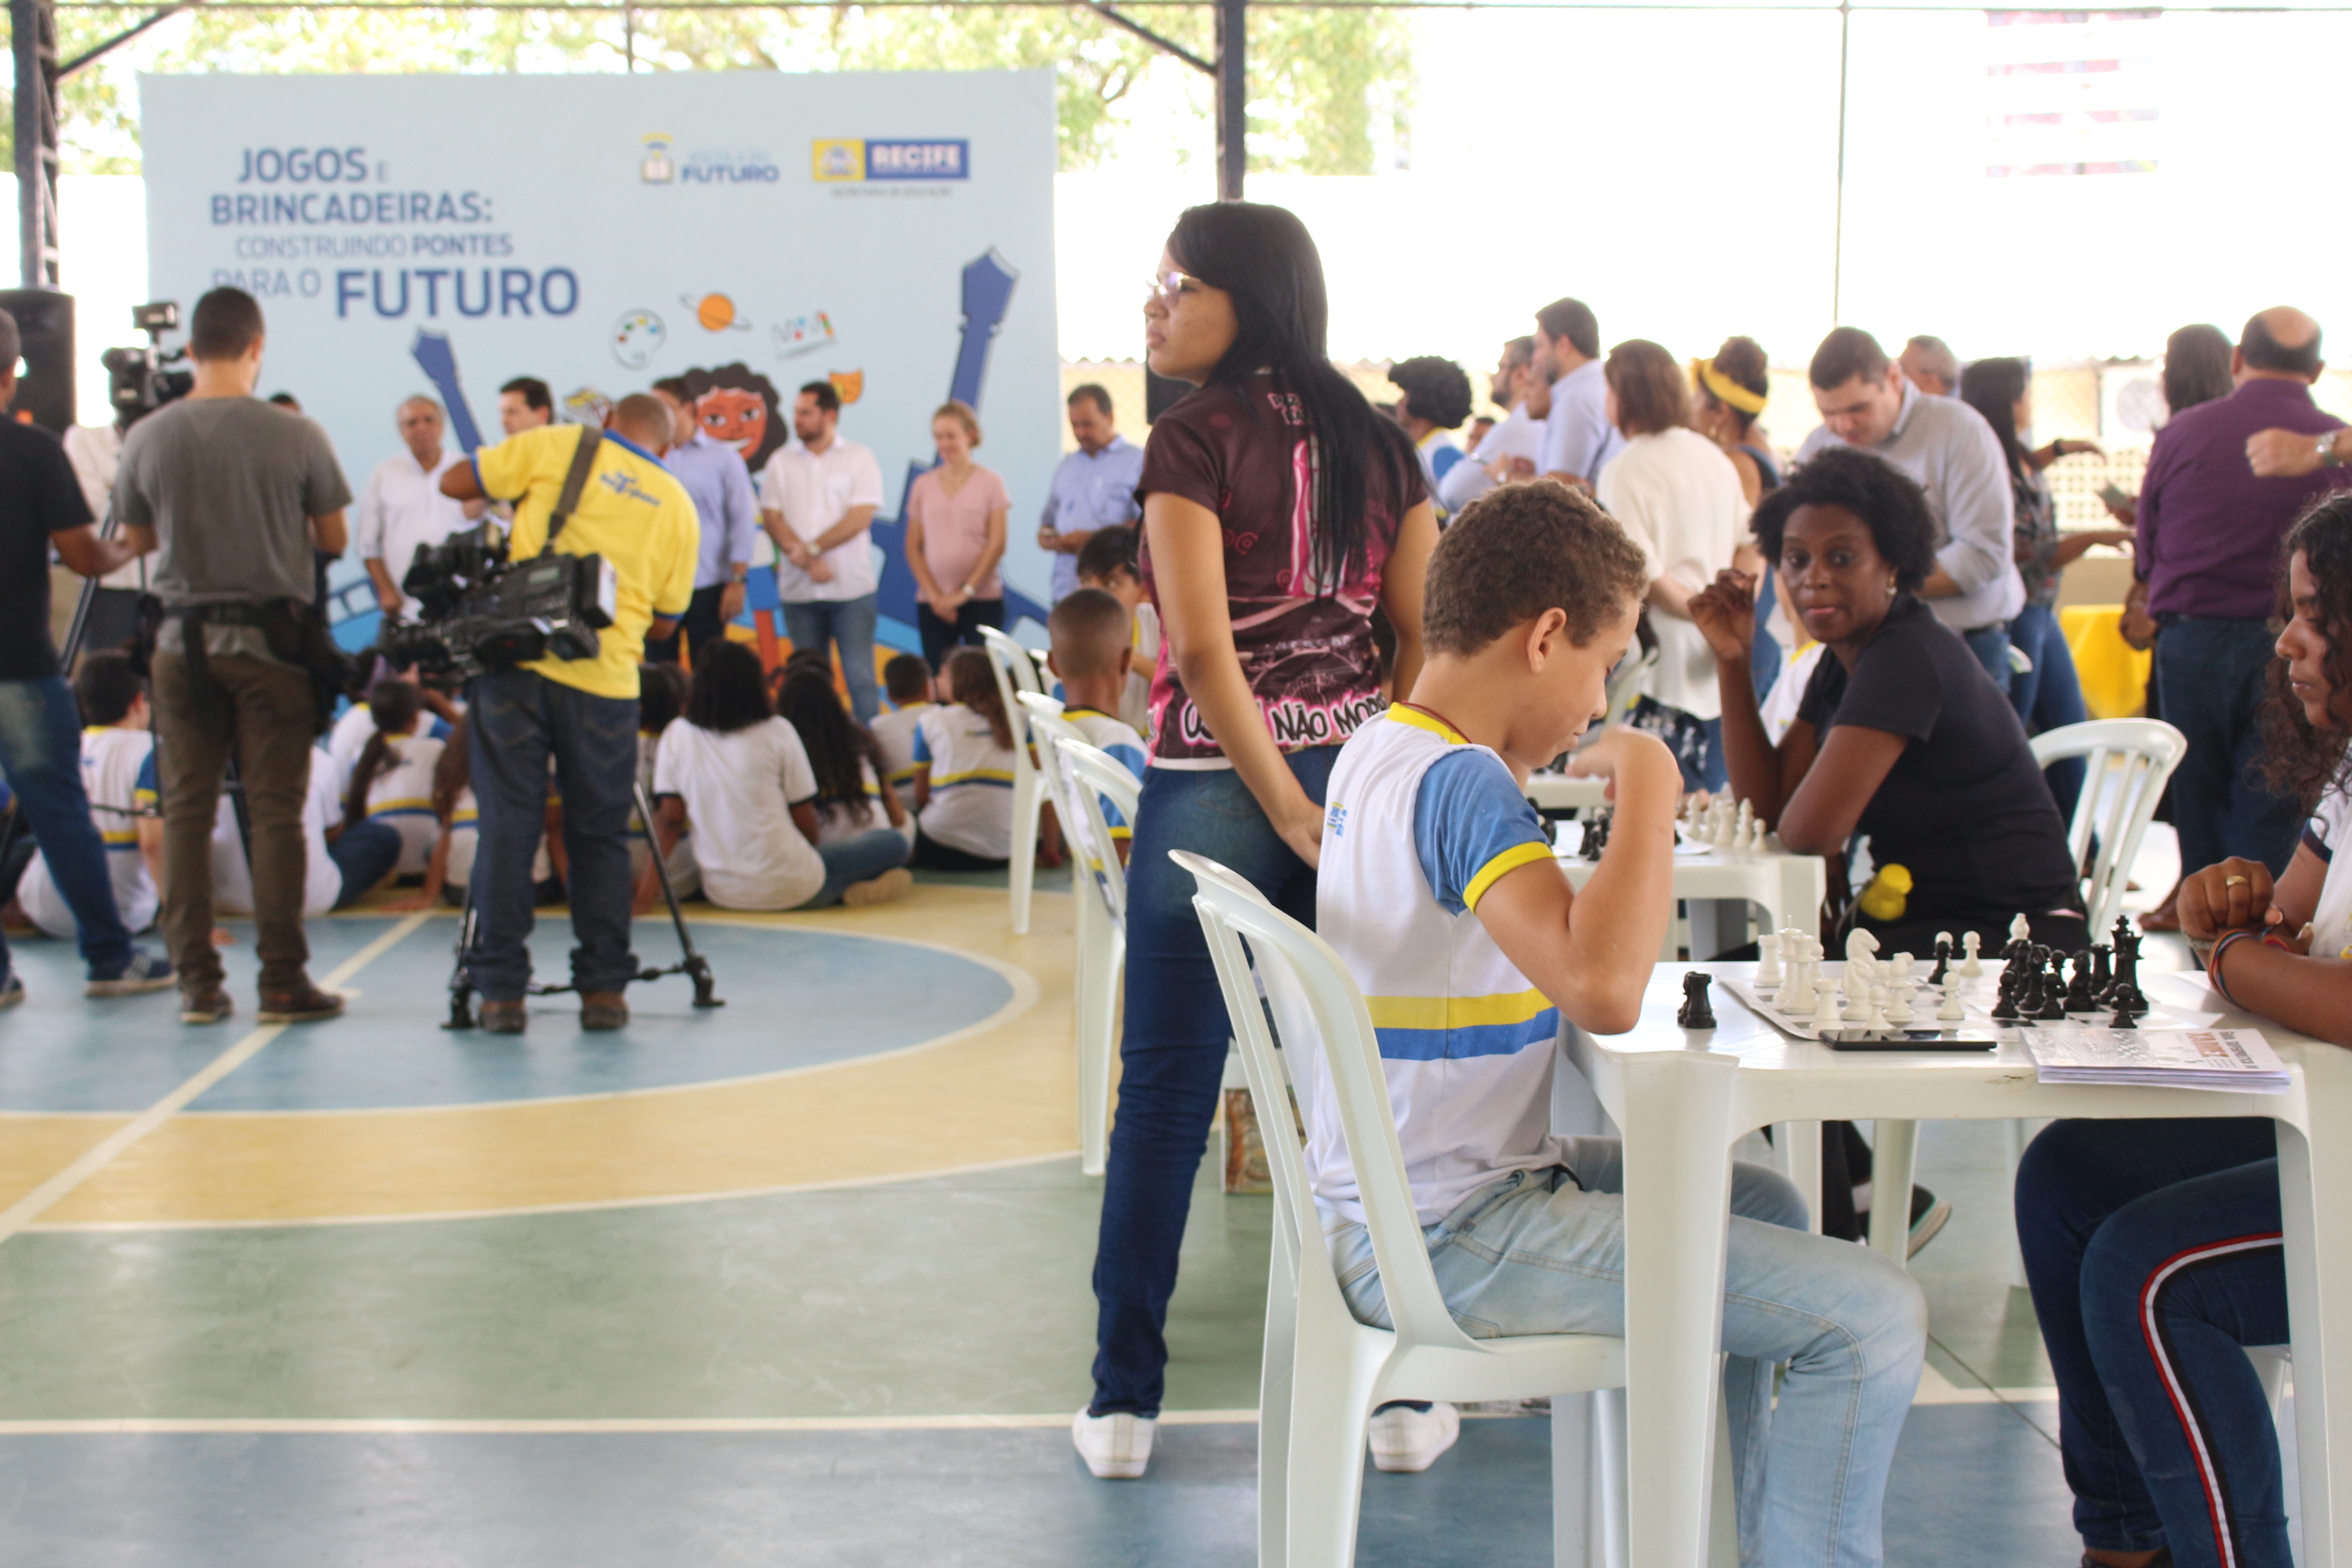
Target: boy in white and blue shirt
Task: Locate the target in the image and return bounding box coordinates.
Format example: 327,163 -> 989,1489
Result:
1311,482 -> 1925,1567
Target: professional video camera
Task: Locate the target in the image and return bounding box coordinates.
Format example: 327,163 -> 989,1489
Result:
374,523 -> 616,682
100,301 -> 193,426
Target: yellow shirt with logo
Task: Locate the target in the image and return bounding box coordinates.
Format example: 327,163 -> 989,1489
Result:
472,425 -> 698,700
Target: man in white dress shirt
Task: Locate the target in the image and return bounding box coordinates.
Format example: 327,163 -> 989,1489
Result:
1437,335 -> 1548,516
356,396 -> 475,617
760,381 -> 885,721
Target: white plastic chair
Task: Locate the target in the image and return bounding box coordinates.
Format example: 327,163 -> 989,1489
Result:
2029,717 -> 2188,937
1986,719 -> 2192,1286
976,624 -> 1047,934
1175,849 -> 1735,1568
1018,693 -> 1136,1176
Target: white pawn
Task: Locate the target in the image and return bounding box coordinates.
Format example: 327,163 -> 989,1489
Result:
1811,970 -> 1842,1033
1755,930 -> 1783,987
1959,930 -> 1983,978
1853,975 -> 1885,1032
1884,954 -> 1915,1024
1742,815 -> 1767,853
1937,983 -> 1966,1023
1733,800 -> 1754,853
1713,799 -> 1737,850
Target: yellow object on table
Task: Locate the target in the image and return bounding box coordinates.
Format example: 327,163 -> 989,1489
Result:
2061,604 -> 2151,720
1857,863 -> 1911,921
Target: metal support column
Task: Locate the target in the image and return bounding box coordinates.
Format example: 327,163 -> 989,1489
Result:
1213,0 -> 1246,202
13,0 -> 62,287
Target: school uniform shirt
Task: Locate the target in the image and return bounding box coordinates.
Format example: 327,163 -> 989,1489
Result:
1796,593 -> 2079,924
214,746 -> 344,916
1058,708 -> 1147,843
2302,785 -> 2352,961
1313,707 -> 1569,1225
19,727 -> 159,939
1595,427 -> 1751,721
361,730 -> 448,876
814,759 -> 894,845
443,784 -> 561,894
911,704 -> 1019,859
471,425 -> 699,699
1136,375 -> 1426,767
653,716 -> 824,911
327,701 -> 379,786
870,701 -> 931,809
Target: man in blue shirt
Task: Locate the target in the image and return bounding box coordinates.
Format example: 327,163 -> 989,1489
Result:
1037,384 -> 1143,604
1534,296 -> 1622,490
650,377 -> 761,661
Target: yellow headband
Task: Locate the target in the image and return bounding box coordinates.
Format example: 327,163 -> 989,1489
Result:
1692,358 -> 1769,417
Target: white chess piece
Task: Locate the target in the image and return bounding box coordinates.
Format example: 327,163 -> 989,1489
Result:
1959,931 -> 1983,978
1742,816 -> 1766,853
1780,933 -> 1814,1011
1854,975 -> 1885,1031
1811,972 -> 1842,1033
1755,931 -> 1783,987
1844,927 -> 1880,982
2009,912 -> 2032,947
1937,984 -> 1965,1023
1884,955 -> 1915,1024
1733,800 -> 1754,852
1713,800 -> 1737,850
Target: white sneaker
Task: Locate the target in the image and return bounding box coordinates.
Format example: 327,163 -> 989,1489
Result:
1072,1408 -> 1156,1479
1367,1401 -> 1460,1473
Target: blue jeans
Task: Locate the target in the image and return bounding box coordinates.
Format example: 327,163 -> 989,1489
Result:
0,676 -> 133,979
327,818 -> 403,910
2154,618 -> 2303,877
1334,1154 -> 1925,1568
463,667 -> 640,1001
1961,621 -> 2014,696
2009,602 -> 2090,825
808,826 -> 911,906
780,594 -> 881,724
2015,1118 -> 2288,1568
1090,746 -> 1338,1416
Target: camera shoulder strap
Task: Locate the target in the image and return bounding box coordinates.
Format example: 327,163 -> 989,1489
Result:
539,425 -> 605,557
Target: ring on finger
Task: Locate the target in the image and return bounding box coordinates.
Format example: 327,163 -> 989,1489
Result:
2225,875 -> 2251,888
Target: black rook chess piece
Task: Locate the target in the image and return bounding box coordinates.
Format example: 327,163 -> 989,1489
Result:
1926,936 -> 1952,987
2091,943 -> 2114,1003
1677,971 -> 1717,1030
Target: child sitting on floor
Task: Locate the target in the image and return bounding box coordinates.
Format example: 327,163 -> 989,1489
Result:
16,653 -> 163,939
215,744 -> 400,916
1044,587 -> 1148,864
343,679 -> 448,878
909,647 -> 1020,872
1297,481 -> 1926,1556
1075,525 -> 1157,738
648,641 -> 911,911
869,652 -> 934,813
774,666 -> 913,852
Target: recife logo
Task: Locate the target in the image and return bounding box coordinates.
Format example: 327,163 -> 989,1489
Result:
811,139 -> 970,183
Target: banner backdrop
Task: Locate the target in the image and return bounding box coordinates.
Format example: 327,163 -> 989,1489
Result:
139,69 -> 1062,655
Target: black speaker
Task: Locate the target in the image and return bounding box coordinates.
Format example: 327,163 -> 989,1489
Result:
0,288 -> 75,434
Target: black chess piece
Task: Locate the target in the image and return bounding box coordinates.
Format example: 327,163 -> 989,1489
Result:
2065,951 -> 2095,1012
1581,813 -> 1604,862
2109,1000 -> 2140,1030
1677,971 -> 1717,1029
2091,943 -> 2114,1002
2109,923 -> 2147,1018
1926,936 -> 1952,987
1991,960 -> 2022,1021
2018,954 -> 2048,1019
2034,951 -> 2070,1020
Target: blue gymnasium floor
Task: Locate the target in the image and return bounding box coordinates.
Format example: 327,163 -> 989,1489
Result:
0,829 -> 2285,1566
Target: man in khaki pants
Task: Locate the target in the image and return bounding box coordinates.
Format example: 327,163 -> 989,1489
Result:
111,287 -> 352,1025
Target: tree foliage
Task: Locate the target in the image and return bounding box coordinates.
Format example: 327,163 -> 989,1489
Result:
0,2 -> 1413,176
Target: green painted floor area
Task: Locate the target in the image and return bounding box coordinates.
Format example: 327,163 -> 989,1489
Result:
0,1153 -> 1268,1421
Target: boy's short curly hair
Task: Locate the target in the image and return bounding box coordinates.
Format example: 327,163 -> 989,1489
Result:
1424,480 -> 1650,657
1751,446 -> 1940,592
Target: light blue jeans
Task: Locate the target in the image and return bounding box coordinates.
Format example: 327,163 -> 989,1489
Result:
779,594 -> 881,724
1329,1145 -> 1926,1568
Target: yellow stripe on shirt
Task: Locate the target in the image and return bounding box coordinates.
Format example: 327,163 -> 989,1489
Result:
1462,840 -> 1556,912
1362,986 -> 1554,1033
1383,705 -> 1468,745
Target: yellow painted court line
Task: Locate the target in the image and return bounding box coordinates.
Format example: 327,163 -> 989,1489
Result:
28,1147 -> 1082,1232
0,913 -> 428,1247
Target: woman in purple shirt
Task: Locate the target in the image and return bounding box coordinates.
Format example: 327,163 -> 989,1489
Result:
904,400 -> 1009,670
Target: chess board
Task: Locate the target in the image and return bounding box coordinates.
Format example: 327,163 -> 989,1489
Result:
1722,964 -> 2210,1044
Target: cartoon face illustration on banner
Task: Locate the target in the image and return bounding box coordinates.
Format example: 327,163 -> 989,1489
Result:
681,362 -> 785,470
828,370 -> 862,405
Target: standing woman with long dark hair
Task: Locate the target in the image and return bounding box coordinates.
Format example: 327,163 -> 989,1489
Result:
1075,203 -> 1437,1478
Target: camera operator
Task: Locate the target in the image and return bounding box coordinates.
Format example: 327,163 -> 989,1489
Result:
439,394 -> 698,1034
0,307 -> 173,1005
112,287 -> 353,1028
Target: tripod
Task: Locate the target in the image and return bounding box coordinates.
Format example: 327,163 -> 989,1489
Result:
441,779 -> 722,1029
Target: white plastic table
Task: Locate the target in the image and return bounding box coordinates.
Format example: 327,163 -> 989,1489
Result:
1558,842 -> 1828,960
1554,962 -> 2352,1568
1524,773 -> 1609,813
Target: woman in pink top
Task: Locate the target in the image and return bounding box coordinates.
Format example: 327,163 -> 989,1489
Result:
905,400 -> 1011,669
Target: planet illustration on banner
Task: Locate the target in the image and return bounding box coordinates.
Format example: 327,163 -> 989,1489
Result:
687,293 -> 754,332
612,309 -> 665,368
828,369 -> 862,405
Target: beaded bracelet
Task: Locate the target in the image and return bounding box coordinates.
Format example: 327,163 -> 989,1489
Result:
2209,929 -> 2259,1008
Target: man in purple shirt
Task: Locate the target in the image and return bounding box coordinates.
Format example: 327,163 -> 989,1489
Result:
2137,306 -> 2352,878
648,377 -> 759,662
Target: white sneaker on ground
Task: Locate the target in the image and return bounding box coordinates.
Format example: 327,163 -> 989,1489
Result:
841,867 -> 914,907
1072,1408 -> 1156,1479
1367,1400 -> 1460,1473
